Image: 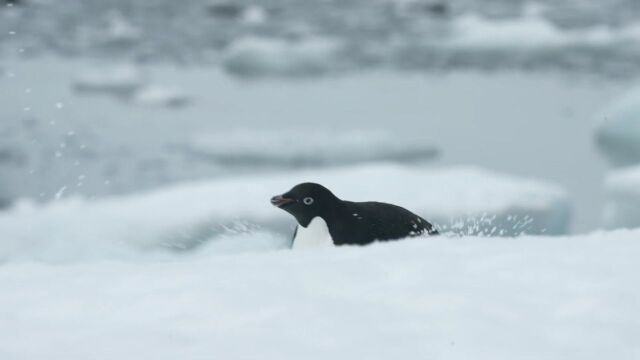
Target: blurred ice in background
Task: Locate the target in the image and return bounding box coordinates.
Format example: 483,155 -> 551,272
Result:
1,0 -> 640,259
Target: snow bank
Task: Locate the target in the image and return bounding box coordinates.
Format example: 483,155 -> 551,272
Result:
0,229 -> 638,359
222,36 -> 347,78
603,165 -> 640,229
0,164 -> 570,263
184,129 -> 439,168
594,86 -> 640,166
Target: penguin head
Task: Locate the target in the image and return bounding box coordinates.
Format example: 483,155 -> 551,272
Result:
271,182 -> 341,227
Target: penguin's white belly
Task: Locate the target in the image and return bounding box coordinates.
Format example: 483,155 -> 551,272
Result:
292,217 -> 334,249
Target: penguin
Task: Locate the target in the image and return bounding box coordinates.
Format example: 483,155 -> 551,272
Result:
270,182 -> 438,248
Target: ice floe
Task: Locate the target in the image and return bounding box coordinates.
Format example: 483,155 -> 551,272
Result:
0,164 -> 570,263
183,129 -> 439,168
448,9 -> 640,49
132,85 -> 193,108
594,86 -> 640,166
222,36 -> 347,78
603,165 -> 640,229
73,64 -> 145,98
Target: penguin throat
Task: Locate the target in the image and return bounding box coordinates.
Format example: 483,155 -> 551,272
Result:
292,216 -> 334,249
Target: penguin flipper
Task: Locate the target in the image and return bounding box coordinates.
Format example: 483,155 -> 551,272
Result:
290,226 -> 298,248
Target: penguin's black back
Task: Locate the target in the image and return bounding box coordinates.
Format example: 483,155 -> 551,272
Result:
328,200 -> 438,246
272,182 -> 438,247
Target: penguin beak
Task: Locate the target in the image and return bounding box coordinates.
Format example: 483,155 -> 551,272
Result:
271,194 -> 295,207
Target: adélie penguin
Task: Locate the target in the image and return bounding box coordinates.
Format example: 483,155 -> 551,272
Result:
271,183 -> 438,248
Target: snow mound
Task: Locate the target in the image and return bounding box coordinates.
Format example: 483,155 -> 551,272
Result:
0,164 -> 570,263
603,165 -> 640,229
73,65 -> 145,97
594,86 -> 640,166
183,129 -> 439,168
222,36 -> 347,78
0,229 -> 638,359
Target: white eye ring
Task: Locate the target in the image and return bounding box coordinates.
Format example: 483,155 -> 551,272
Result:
303,197 -> 314,205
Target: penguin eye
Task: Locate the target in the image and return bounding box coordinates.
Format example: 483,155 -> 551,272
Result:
303,197 -> 314,205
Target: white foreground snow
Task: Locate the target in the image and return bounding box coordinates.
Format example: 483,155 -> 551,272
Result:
0,164 -> 570,263
0,229 -> 639,359
594,86 -> 640,166
603,165 -> 640,229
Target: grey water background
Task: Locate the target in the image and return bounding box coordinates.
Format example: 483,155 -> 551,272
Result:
2,0 -> 640,75
1,0 -> 639,233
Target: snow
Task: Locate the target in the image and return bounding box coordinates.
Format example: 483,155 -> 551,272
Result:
185,129 -> 439,168
0,164 -> 570,263
0,229 -> 639,359
222,36 -> 347,78
603,165 -> 640,229
594,86 -> 640,166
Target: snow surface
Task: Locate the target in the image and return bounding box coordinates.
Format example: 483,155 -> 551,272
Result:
603,165 -> 640,229
0,229 -> 639,359
0,164 -> 570,263
595,86 -> 640,166
185,129 -> 438,168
